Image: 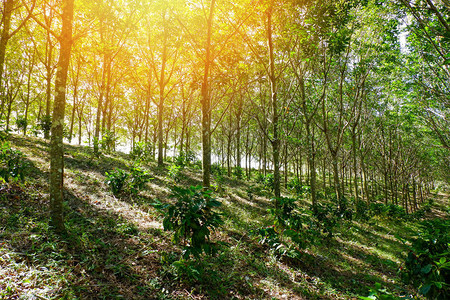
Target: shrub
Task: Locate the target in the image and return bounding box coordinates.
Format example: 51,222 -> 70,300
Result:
128,165 -> 152,194
100,130 -> 117,153
154,186 -> 224,259
254,197 -> 313,257
130,141 -> 152,162
255,172 -> 265,184
15,116 -> 28,132
370,202 -> 388,216
313,202 -> 338,237
387,204 -> 407,219
0,141 -> 28,182
400,219 -> 450,299
39,115 -> 52,135
359,282 -> 404,300
287,178 -> 310,197
211,163 -> 225,176
105,169 -> 128,195
175,152 -> 186,168
168,164 -> 182,182
355,199 -> 369,219
263,173 -> 274,192
233,166 -> 243,179
185,151 -> 197,164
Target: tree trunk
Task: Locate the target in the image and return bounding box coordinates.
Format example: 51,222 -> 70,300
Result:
267,6 -> 280,199
0,0 -> 14,99
49,0 -> 74,233
201,0 -> 215,188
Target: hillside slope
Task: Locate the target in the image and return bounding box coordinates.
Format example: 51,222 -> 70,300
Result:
1,135 -> 447,299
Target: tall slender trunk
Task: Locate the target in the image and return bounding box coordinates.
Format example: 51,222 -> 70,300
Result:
267,6 -> 280,198
0,0 -> 14,100
49,0 -> 74,233
201,0 -> 215,188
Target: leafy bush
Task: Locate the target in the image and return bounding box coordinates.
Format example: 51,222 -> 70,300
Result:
246,184 -> 261,200
211,163 -> 225,176
15,116 -> 28,132
39,115 -> 52,135
168,164 -> 182,182
355,199 -> 369,219
411,203 -> 432,220
313,202 -> 338,237
287,178 -> 310,197
128,165 -> 152,194
175,152 -> 186,168
254,197 -> 314,258
368,202 -> 408,219
0,141 -> 28,182
370,202 -> 388,216
359,282 -> 405,300
130,141 -> 152,162
400,219 -> 450,299
105,169 -> 128,195
263,173 -> 274,192
153,186 -> 224,259
255,172 -> 265,184
100,130 -> 117,153
387,204 -> 407,219
30,125 -> 40,137
233,166 -> 243,179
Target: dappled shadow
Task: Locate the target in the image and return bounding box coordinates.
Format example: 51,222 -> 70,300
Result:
0,183 -> 163,299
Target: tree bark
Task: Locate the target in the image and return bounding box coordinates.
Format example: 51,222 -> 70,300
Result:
267,6 -> 280,198
49,0 -> 74,233
201,0 -> 215,188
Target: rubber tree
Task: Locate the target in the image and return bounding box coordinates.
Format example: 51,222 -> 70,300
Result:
49,0 -> 74,233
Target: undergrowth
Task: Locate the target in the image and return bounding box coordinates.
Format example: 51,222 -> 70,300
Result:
0,134 -> 446,299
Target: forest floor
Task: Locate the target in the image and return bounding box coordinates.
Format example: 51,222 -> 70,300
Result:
0,134 -> 448,299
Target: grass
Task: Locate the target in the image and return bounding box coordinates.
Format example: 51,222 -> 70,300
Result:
0,134 -> 447,299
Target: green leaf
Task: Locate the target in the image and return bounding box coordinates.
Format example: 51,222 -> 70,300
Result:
420,284 -> 431,295
421,264 -> 432,274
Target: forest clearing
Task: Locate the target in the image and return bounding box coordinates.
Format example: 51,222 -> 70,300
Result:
0,0 -> 449,299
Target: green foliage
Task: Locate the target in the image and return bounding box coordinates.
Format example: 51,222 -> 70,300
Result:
287,178 -> 310,197
154,186 -> 224,259
359,282 -> 405,300
105,169 -> 128,195
254,197 -> 313,258
313,202 -> 339,238
233,166 -> 243,179
167,164 -> 182,182
368,203 -> 409,219
38,115 -> 52,134
130,141 -> 152,162
105,164 -> 152,195
355,199 -> 369,219
174,151 -> 197,168
128,165 -> 152,195
211,162 -> 225,176
386,204 -> 407,219
0,122 -> 9,141
262,173 -> 274,192
15,116 -> 27,132
246,184 -> 260,200
400,219 -> 450,299
255,172 -> 265,184
100,130 -> 118,153
174,152 -> 186,168
0,141 -> 28,182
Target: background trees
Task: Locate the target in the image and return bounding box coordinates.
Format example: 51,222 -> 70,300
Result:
0,0 -> 447,224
